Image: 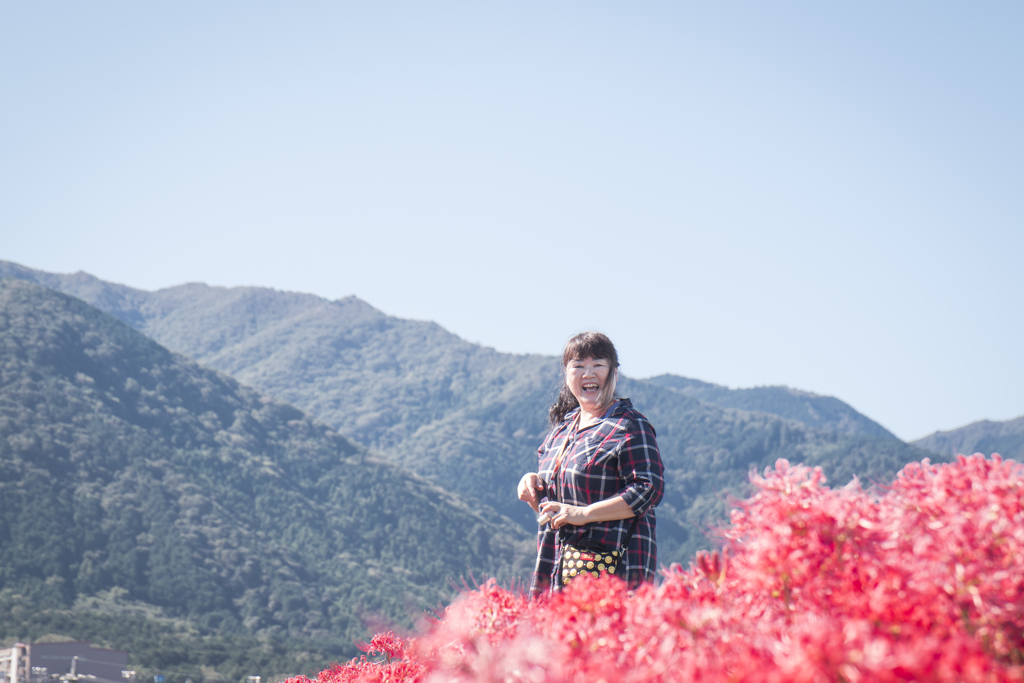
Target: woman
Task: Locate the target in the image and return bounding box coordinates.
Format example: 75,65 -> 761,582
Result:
518,332 -> 665,595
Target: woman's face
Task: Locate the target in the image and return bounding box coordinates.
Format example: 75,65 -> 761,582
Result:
565,356 -> 616,413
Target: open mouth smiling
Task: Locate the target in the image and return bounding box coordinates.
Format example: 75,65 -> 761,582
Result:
582,382 -> 599,392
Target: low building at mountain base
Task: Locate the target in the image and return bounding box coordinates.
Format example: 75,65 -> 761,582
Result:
0,642 -> 129,683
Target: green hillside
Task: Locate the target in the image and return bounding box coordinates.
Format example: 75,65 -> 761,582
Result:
0,261 -> 559,526
0,279 -> 532,681
644,373 -> 895,438
912,415 -> 1024,461
0,262 -> 944,566
615,377 -> 938,563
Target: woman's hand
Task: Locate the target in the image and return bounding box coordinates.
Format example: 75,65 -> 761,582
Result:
518,472 -> 543,512
539,501 -> 590,529
539,496 -> 636,529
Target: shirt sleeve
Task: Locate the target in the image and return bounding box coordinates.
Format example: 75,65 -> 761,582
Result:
615,417 -> 665,516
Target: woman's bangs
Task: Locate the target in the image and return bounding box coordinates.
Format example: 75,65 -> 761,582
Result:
562,333 -> 618,367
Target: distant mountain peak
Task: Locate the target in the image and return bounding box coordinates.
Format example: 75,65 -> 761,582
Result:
643,373 -> 718,391
643,373 -> 895,439
912,415 -> 1024,459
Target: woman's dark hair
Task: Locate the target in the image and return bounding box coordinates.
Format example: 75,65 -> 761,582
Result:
548,331 -> 620,426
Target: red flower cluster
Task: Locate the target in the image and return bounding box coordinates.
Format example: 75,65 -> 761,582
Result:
291,454 -> 1024,682
358,631 -> 407,663
287,630 -> 424,683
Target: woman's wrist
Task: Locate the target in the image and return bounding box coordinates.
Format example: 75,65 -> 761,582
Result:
581,503 -> 604,523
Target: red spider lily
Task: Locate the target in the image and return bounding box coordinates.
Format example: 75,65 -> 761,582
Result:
356,631 -> 407,663
283,658 -> 426,683
302,454 -> 1024,682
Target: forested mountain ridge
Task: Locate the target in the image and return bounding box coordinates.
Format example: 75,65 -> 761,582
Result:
0,279 -> 532,679
1,261 -> 944,566
0,260 -> 561,524
913,415 -> 1024,461
644,373 -> 895,438
0,260 -> 555,454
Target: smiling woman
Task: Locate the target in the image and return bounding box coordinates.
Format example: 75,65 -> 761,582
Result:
517,332 -> 665,595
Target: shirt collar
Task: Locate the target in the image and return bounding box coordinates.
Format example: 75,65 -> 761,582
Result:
601,400 -> 622,419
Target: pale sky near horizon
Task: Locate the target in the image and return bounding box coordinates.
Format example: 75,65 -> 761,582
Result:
2,2 -> 1022,441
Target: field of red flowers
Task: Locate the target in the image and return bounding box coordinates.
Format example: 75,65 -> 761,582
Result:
289,454 -> 1024,682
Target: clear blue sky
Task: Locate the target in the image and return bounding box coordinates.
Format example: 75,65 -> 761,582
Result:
2,2 -> 1021,440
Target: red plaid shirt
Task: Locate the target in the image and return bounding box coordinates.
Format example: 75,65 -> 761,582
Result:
530,398 -> 665,596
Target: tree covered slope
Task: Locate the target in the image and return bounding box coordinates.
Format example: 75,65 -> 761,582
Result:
0,279 -> 532,675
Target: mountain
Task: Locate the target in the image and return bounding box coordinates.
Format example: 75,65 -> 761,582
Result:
0,262 -> 943,566
0,261 -> 559,523
912,415 -> 1024,461
0,279 -> 532,680
644,374 -> 895,438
